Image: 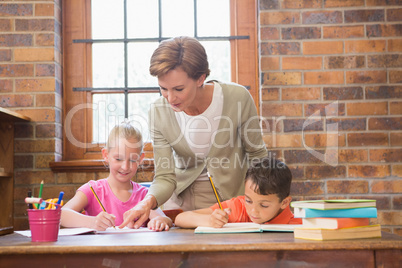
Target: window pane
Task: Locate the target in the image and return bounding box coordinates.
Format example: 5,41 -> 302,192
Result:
128,93 -> 161,142
161,0 -> 194,37
92,43 -> 125,87
127,42 -> 160,87
127,0 -> 159,38
201,41 -> 231,82
197,0 -> 230,37
92,0 -> 124,39
92,94 -> 125,143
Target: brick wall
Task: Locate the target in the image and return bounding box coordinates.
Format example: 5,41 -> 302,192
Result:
259,0 -> 401,234
1,1 -> 401,234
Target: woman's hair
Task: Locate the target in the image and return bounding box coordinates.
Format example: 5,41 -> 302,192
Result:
149,36 -> 210,80
245,158 -> 292,202
106,121 -> 143,152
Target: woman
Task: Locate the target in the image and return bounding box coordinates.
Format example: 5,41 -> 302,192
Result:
119,36 -> 267,229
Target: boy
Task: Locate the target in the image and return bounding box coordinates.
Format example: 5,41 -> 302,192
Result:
174,158 -> 302,228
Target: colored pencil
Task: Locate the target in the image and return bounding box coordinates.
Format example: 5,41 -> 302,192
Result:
207,171 -> 223,210
37,180 -> 44,209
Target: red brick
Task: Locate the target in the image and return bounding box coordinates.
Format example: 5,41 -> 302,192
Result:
0,49 -> 11,61
347,102 -> 388,116
0,4 -> 33,16
261,118 -> 282,133
35,33 -> 54,46
260,11 -> 300,25
366,0 -> 400,5
324,56 -> 365,69
349,165 -> 390,178
348,133 -> 388,146
305,103 -> 345,117
368,54 -> 402,68
302,11 -> 342,24
0,94 -> 33,107
282,87 -> 320,100
370,149 -> 402,163
262,103 -> 303,116
390,70 -> 402,83
35,63 -> 56,77
14,139 -> 59,154
283,118 -> 323,132
282,27 -> 321,40
261,57 -> 280,71
324,0 -> 364,7
274,134 -> 302,148
369,117 -> 402,130
15,18 -> 55,32
14,48 -> 55,62
35,3 -> 54,16
391,102 -> 402,114
0,79 -> 13,93
283,56 -> 321,70
327,180 -> 369,194
304,41 -> 343,55
387,8 -> 402,22
262,72 -> 302,85
338,149 -> 368,163
282,0 -> 321,9
304,71 -> 344,85
345,9 -> 384,23
261,42 -> 300,55
14,123 -> 33,138
35,154 -> 56,169
393,165 -> 402,177
304,133 -> 345,147
0,19 -> 12,31
16,78 -> 56,92
284,150 -> 324,164
0,34 -> 33,47
327,118 -> 366,131
306,166 -> 346,179
366,86 -> 402,99
388,39 -> 402,52
324,87 -> 363,100
323,25 -> 364,39
15,108 -> 56,122
260,0 -> 279,10
260,27 -> 279,40
291,181 -> 325,196
372,181 -> 402,194
346,70 -> 387,84
345,40 -> 386,53
391,133 -> 402,146
377,211 -> 402,226
261,88 -> 279,101
367,24 -> 402,38
288,165 -> 304,179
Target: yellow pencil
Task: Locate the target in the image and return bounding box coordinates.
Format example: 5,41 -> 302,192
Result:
207,171 -> 223,210
88,182 -> 115,229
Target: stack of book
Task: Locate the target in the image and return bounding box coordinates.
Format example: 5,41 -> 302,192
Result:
291,199 -> 381,241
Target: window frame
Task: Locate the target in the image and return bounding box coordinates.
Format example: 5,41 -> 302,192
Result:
54,0 -> 259,171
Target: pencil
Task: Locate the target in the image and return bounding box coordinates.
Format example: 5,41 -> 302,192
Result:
88,182 -> 115,229
207,171 -> 223,210
37,180 -> 44,209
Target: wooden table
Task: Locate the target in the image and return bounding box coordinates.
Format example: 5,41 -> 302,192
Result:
0,229 -> 401,267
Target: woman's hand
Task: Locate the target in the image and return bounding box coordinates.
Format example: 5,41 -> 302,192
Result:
148,216 -> 172,231
119,195 -> 156,229
209,208 -> 231,228
92,211 -> 116,231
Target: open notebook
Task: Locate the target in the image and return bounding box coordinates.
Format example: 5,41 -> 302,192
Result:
15,227 -> 153,237
195,222 -> 301,234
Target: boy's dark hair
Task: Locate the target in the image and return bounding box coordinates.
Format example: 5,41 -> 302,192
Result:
245,158 -> 292,201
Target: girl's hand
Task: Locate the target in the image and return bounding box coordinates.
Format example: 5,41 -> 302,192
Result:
147,216 -> 172,231
209,208 -> 231,228
92,211 -> 116,231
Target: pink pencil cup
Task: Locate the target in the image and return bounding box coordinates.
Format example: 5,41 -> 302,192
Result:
27,207 -> 61,242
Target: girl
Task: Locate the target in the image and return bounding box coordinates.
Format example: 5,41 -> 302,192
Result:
61,122 -> 172,231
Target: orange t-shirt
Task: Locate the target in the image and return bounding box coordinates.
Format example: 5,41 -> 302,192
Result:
210,196 -> 302,224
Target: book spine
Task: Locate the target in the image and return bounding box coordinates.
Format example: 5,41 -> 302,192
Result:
295,207 -> 377,218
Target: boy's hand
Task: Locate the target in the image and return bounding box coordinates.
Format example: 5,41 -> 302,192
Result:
93,211 -> 116,231
209,208 -> 231,228
147,216 -> 172,231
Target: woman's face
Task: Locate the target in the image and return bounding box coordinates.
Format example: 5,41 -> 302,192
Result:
158,68 -> 203,113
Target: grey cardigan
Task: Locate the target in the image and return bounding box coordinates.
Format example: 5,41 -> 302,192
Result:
148,82 -> 268,207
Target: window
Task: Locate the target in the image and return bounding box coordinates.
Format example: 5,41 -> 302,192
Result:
60,0 -> 259,166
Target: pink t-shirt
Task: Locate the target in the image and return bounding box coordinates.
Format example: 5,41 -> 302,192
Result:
78,179 -> 148,225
